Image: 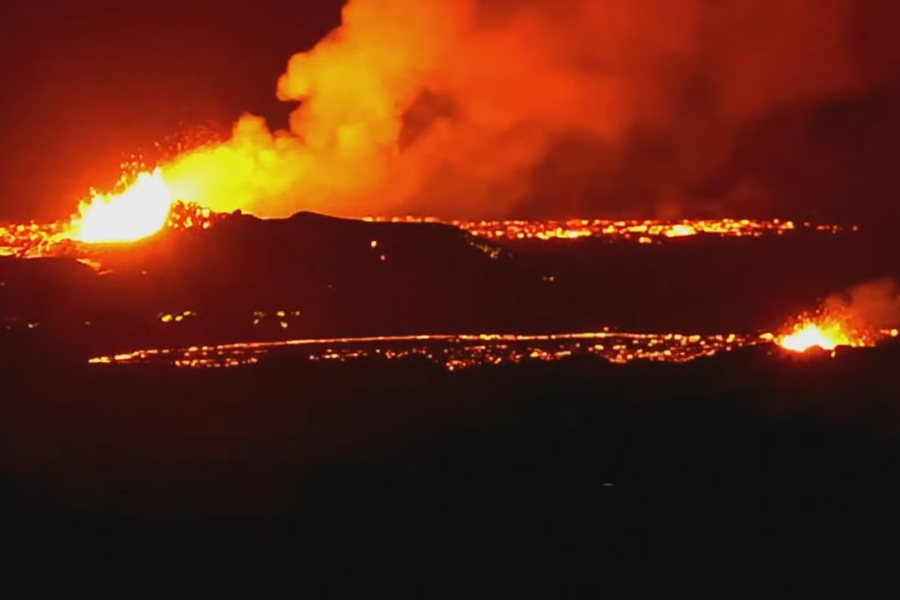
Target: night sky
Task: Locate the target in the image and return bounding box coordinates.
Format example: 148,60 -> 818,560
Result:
0,0 -> 343,222
0,0 -> 898,223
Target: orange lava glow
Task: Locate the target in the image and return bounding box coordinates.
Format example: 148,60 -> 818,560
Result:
88,330 -> 769,369
774,317 -> 898,353
365,217 -> 849,242
82,325 -> 900,370
66,169 -> 175,243
777,321 -> 858,352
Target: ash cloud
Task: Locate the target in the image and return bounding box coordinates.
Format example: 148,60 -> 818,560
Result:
163,0 -> 900,220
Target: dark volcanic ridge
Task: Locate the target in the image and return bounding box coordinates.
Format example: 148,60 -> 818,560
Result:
0,210 -> 896,358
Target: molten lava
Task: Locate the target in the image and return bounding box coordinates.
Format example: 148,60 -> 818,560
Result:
364,217 -> 847,241
67,168 -> 175,243
778,322 -> 851,352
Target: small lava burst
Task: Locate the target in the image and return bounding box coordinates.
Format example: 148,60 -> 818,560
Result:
67,168 -> 175,243
777,320 -> 858,352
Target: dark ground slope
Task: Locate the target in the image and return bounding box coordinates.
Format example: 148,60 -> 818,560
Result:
0,343 -> 899,594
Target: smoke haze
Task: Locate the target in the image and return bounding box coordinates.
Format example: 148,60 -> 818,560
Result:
825,278 -> 900,332
160,0 -> 900,219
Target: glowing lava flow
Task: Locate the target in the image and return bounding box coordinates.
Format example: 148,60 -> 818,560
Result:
365,217 -> 849,242
67,168 -> 175,243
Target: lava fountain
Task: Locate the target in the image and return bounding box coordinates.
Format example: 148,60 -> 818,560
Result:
66,168 -> 175,243
778,321 -> 855,352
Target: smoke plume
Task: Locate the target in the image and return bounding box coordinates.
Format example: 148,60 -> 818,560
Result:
824,278 -> 900,332
161,0 -> 900,219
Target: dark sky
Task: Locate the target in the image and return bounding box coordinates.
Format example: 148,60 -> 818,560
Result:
0,0 -> 343,222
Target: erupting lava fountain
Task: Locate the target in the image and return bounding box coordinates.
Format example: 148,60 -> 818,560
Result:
66,168 -> 175,243
778,322 -> 855,352
775,318 -> 896,353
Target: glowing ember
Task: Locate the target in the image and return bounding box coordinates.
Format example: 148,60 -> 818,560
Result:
67,169 -> 175,243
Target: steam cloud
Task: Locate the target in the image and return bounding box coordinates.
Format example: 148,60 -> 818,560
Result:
824,278 -> 900,332
161,0 -> 900,219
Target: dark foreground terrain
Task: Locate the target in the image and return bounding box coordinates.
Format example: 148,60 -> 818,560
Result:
2,342 -> 899,594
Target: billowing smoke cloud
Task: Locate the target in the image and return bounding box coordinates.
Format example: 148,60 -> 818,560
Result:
823,278 -> 900,332
161,0 -> 900,219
